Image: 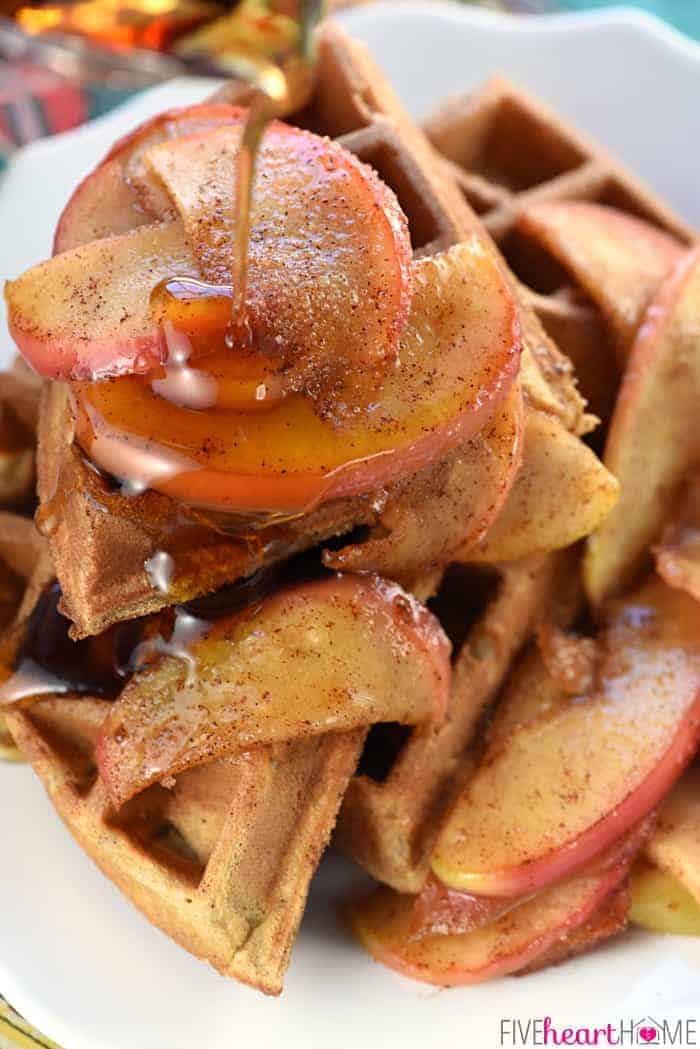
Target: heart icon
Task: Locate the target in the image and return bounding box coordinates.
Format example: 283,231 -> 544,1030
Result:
639,1028 -> 657,1044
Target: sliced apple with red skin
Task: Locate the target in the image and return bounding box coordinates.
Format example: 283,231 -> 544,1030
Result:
584,248 -> 700,606
323,384 -> 524,582
97,573 -> 451,808
7,222 -> 194,381
54,155 -> 152,254
412,817 -> 652,938
345,860 -> 629,987
517,202 -> 683,356
71,239 -> 521,513
54,104 -> 248,254
141,121 -> 413,404
463,407 -> 618,563
430,574 -> 700,899
520,882 -> 629,974
10,109 -> 413,398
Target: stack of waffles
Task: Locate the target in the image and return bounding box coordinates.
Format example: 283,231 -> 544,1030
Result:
2,25 -> 700,996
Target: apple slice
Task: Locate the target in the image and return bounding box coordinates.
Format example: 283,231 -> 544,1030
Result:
72,239 -> 520,513
654,473 -> 700,603
410,877 -> 521,938
412,816 -> 651,938
345,860 -> 629,987
584,248 -> 700,606
54,156 -> 158,255
520,883 -> 629,974
7,222 -> 195,380
54,104 -> 247,254
517,202 -> 683,355
430,575 -> 700,898
323,384 -> 523,583
463,407 -> 618,563
630,862 -> 700,936
35,110 -> 413,410
141,121 -> 412,409
644,767 -> 700,907
97,574 -> 451,808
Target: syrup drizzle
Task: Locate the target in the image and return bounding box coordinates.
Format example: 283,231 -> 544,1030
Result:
0,551 -> 329,707
0,583 -> 124,704
229,92 -> 270,350
153,1 -> 321,353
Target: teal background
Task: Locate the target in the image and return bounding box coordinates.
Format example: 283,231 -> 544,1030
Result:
556,2 -> 700,40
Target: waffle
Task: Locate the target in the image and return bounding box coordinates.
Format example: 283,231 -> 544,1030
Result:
6,688 -> 363,994
0,512 -> 50,759
3,516 -> 365,994
0,359 -> 41,510
425,76 -> 696,422
335,546 -> 581,892
2,484 -> 365,994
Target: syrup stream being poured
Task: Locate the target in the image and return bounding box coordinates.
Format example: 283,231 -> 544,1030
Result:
215,0 -> 324,344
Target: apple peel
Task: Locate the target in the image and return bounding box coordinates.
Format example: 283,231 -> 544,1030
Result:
431,575 -> 700,898
345,860 -> 630,987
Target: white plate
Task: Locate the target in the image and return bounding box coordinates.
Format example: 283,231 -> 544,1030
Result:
2,5 -> 700,1047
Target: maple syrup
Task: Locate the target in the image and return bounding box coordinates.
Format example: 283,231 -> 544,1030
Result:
0,582 -> 125,703
0,549 -> 328,707
148,280 -> 286,412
